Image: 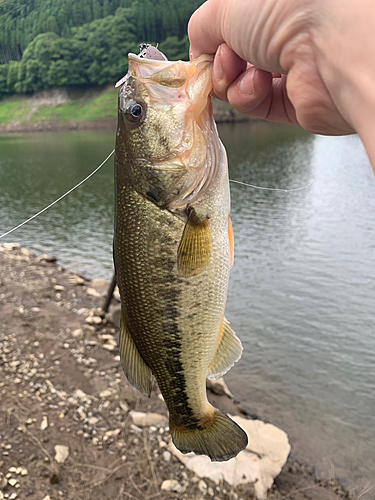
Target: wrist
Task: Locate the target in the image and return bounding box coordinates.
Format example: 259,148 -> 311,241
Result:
313,0 -> 375,164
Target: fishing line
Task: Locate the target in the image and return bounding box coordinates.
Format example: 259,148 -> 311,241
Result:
229,178 -> 314,192
0,149 -> 115,240
0,146 -> 313,240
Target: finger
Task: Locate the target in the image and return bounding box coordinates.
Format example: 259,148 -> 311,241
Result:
212,43 -> 247,101
188,0 -> 226,58
227,69 -> 297,124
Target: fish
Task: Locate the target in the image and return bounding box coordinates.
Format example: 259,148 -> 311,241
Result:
113,45 -> 248,462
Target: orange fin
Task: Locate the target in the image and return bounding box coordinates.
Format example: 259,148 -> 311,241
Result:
177,208 -> 211,277
228,215 -> 234,268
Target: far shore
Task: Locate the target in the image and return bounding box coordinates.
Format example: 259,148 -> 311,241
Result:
0,88 -> 252,136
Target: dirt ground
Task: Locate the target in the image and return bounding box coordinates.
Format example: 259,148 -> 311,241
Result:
0,244 -> 352,500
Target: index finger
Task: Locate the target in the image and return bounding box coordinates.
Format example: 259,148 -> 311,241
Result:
188,0 -> 227,58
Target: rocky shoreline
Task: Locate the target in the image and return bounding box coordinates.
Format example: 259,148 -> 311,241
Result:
0,243 -> 352,500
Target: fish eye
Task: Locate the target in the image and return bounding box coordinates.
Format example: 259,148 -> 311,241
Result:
124,101 -> 145,123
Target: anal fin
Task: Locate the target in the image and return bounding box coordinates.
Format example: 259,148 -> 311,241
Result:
119,312 -> 153,397
177,208 -> 211,277
207,317 -> 243,380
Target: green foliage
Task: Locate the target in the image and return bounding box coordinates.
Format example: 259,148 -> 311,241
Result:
158,36 -> 189,61
0,0 -> 205,95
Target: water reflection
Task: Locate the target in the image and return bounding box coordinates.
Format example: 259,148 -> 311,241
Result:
0,125 -> 374,497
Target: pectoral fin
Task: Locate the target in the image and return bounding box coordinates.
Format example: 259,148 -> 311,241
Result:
177,208 -> 211,277
119,313 -> 153,397
207,317 -> 243,380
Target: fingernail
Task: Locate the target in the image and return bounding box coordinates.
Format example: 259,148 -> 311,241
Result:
239,67 -> 256,95
213,45 -> 224,82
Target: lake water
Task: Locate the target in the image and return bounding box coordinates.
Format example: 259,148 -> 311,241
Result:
0,124 -> 374,498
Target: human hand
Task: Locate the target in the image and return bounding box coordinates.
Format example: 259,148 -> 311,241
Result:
188,0 -> 370,137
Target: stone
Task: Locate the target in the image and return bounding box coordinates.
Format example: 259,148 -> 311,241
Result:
168,417 -> 291,500
206,377 -> 234,398
102,343 -> 116,351
72,328 -> 83,338
74,389 -> 90,402
70,275 -> 85,285
99,389 -> 112,398
162,451 -> 171,462
2,243 -> 20,251
86,287 -> 101,298
21,248 -> 30,256
54,445 -> 70,463
198,480 -> 207,492
161,479 -> 183,493
104,429 -> 121,438
8,478 -> 18,486
105,306 -> 121,328
129,411 -> 168,428
88,417 -> 99,426
54,285 -> 65,291
86,315 -> 102,325
40,416 -> 48,430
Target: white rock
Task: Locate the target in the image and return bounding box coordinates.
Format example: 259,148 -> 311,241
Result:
161,479 -> 183,493
105,429 -> 121,438
70,276 -> 85,285
119,401 -> 129,413
198,479 -> 207,492
3,243 -> 20,251
99,389 -> 112,398
74,389 -> 90,402
86,287 -> 101,298
99,334 -> 116,341
8,478 -> 17,486
88,417 -> 99,426
162,451 -> 171,462
102,343 -> 116,351
129,411 -> 168,428
72,328 -> 83,338
40,416 -> 48,430
21,248 -> 30,256
54,285 -> 65,291
168,417 -> 291,500
86,315 -> 102,325
54,445 -> 70,463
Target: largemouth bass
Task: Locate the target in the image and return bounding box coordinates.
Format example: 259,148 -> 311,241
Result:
114,46 -> 247,461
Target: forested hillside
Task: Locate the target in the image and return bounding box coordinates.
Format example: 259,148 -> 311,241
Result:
0,0 -> 202,97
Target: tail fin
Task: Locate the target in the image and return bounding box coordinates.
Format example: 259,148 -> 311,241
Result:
170,408 -> 248,462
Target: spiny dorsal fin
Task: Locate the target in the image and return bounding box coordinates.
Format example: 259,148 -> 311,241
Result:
177,208 -> 211,278
119,313 -> 153,397
207,317 -> 243,380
